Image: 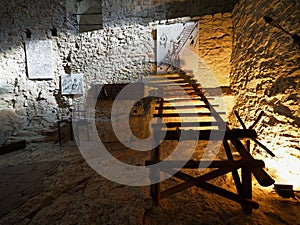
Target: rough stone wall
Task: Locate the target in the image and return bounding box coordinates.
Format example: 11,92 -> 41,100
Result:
0,0 -> 235,144
0,0 -> 68,144
198,13 -> 233,87
230,0 -> 300,187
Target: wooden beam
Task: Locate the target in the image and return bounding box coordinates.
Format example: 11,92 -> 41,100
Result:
223,140 -> 243,196
160,166 -> 240,199
251,138 -> 275,157
153,112 -> 226,118
163,129 -> 257,141
152,121 -> 223,128
149,97 -> 164,206
162,97 -> 215,102
0,140 -> 26,155
230,139 -> 275,187
242,140 -> 253,213
249,111 -> 264,130
155,105 -> 219,110
234,110 -> 247,129
169,169 -> 259,210
145,159 -> 264,169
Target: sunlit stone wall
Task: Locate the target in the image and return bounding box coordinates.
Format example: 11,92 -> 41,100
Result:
230,0 -> 300,188
0,0 -> 236,144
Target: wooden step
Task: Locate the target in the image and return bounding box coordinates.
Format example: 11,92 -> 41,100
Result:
161,87 -> 196,92
152,83 -> 198,88
161,91 -> 205,98
155,105 -> 219,110
145,159 -> 265,169
153,121 -> 225,128
162,97 -> 216,102
153,112 -> 226,118
161,129 -> 257,140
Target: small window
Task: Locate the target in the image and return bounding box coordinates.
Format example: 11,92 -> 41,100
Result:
76,0 -> 102,33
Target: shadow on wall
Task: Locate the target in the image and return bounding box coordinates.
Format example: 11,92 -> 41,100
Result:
162,0 -> 238,19
0,0 -> 238,52
102,0 -> 238,25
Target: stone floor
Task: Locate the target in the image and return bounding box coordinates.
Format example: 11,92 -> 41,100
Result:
0,141 -> 299,225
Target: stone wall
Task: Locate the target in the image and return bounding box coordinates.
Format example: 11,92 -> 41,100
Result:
198,13 -> 233,87
230,0 -> 300,187
0,0 -> 235,144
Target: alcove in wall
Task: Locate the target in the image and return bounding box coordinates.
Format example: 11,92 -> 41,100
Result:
77,0 -> 103,33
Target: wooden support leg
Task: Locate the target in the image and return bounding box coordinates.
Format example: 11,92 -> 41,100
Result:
58,121 -> 62,146
223,140 -> 243,196
150,146 -> 160,206
69,119 -> 73,141
150,95 -> 163,206
242,140 -> 253,213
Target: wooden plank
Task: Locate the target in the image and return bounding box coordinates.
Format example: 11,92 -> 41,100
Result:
168,169 -> 259,209
162,97 -> 215,102
230,139 -> 275,187
153,83 -> 193,88
161,87 -> 195,92
149,97 -> 164,206
160,166 -> 239,199
242,140 -> 253,213
251,138 -> 275,157
163,129 -> 257,141
0,140 -> 26,155
223,140 -> 243,196
176,173 -> 259,209
153,121 -> 223,128
197,182 -> 259,210
234,110 -> 247,129
161,90 -> 204,96
249,111 -> 264,129
145,159 -> 264,169
153,112 -> 226,118
155,105 -> 219,110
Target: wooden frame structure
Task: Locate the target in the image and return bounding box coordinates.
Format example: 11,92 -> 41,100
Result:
146,71 -> 275,213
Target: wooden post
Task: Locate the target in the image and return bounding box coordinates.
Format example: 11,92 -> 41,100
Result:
69,119 -> 73,141
241,140 -> 253,213
150,95 -> 164,207
223,140 -> 243,196
150,145 -> 161,206
58,121 -> 62,146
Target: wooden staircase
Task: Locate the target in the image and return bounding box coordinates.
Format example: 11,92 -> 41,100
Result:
146,71 -> 275,213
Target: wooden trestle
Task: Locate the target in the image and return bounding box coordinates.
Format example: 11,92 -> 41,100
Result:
146,71 -> 275,213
